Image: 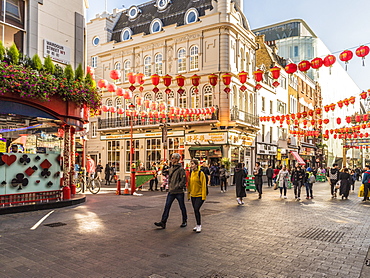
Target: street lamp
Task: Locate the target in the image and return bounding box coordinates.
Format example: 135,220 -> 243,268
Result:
129,102 -> 136,195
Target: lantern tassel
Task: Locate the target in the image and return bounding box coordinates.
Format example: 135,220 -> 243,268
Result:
362,57 -> 365,67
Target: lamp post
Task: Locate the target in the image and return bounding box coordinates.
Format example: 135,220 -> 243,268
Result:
129,102 -> 136,195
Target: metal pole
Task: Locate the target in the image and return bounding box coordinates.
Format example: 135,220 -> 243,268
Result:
129,104 -> 136,194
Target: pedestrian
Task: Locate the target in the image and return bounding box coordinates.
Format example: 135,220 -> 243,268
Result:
200,162 -> 211,186
233,163 -> 247,205
109,162 -> 117,183
219,164 -> 229,192
253,162 -> 263,199
161,161 -> 169,192
276,165 -> 290,199
266,165 -> 274,187
104,163 -> 111,185
361,165 -> 370,202
355,167 -> 361,181
350,169 -> 356,192
149,162 -> 159,191
210,163 -> 220,186
154,153 -> 187,229
273,166 -> 280,183
96,161 -> 103,181
327,163 -> 340,198
304,167 -> 315,199
339,168 -> 351,200
86,155 -> 96,179
291,163 -> 305,200
187,159 -> 207,233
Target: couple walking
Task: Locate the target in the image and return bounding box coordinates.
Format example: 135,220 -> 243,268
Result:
154,153 -> 207,233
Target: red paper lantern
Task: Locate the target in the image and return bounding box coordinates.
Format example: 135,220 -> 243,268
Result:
323,55 -> 336,74
356,45 -> 370,66
127,72 -> 136,92
302,111 -> 308,118
107,83 -> 117,92
285,63 -> 297,74
362,124 -> 367,129
270,66 -> 281,80
272,81 -> 280,87
360,91 -> 368,99
291,114 -> 296,120
159,102 -> 166,111
135,96 -> 143,106
337,117 -> 341,125
303,119 -> 308,126
363,114 -> 369,122
315,108 -> 322,115
151,102 -> 158,111
110,70 -> 121,80
176,74 -> 186,95
123,90 -> 132,100
349,96 -> 355,104
311,58 -> 323,70
254,69 -> 264,83
162,74 -> 172,94
144,100 -> 151,109
318,119 -> 323,126
298,60 -> 311,72
116,87 -> 124,96
339,50 -> 353,70
337,100 -> 343,108
356,115 -> 362,122
346,116 -> 352,124
324,119 -> 329,124
343,99 -> 350,106
117,108 -> 124,115
98,79 -> 108,88
310,120 -> 315,126
330,103 -> 336,111
151,74 -> 160,93
324,105 -> 330,112
255,84 -> 262,90
297,112 -> 302,119
238,71 -> 248,92
222,73 -> 232,94
109,106 -> 117,113
135,73 -> 145,92
101,105 -> 109,112
190,74 -> 201,94
334,134 -> 337,139
208,74 -> 218,88
308,110 -> 314,117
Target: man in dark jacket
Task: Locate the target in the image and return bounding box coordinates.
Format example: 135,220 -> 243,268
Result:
362,165 -> 370,202
155,153 -> 187,229
327,163 -> 339,198
291,163 -> 305,200
253,162 -> 263,199
266,165 -> 274,187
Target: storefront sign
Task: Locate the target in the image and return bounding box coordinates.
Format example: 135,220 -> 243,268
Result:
43,39 -> 71,64
228,131 -> 255,146
101,130 -> 184,140
257,143 -> 277,155
185,132 -> 227,145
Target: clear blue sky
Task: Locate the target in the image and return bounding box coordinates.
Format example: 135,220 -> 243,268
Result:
87,0 -> 370,91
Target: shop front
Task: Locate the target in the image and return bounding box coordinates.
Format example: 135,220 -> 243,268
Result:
300,142 -> 317,168
256,143 -> 277,170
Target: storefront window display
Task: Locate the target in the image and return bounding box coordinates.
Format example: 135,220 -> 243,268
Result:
146,138 -> 161,169
231,146 -> 240,167
125,139 -> 139,172
168,137 -> 184,158
108,140 -> 120,172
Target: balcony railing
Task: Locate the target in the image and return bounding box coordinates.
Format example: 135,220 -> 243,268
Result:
98,113 -> 219,130
230,107 -> 259,126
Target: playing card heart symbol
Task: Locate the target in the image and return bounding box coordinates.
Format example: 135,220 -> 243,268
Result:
2,154 -> 17,166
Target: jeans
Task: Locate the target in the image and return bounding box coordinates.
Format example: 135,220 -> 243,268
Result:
279,182 -> 287,196
330,179 -> 338,196
294,180 -> 303,198
255,182 -> 262,195
191,197 -> 204,225
161,192 -> 187,223
220,178 -> 227,191
267,177 -> 273,187
305,182 -> 313,198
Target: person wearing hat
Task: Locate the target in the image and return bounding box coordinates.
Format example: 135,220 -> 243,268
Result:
304,167 -> 315,199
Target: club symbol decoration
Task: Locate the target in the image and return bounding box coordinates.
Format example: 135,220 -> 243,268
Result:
11,173 -> 29,189
41,168 -> 51,178
19,154 -> 31,165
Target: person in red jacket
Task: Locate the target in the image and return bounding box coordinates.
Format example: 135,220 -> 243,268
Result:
86,155 -> 96,178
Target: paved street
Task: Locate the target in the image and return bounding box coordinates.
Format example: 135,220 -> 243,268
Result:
1,181 -> 370,278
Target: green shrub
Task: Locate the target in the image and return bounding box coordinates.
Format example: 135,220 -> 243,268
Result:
0,41 -> 5,61
44,55 -> 55,74
7,43 -> 19,64
64,64 -> 74,81
75,64 -> 84,81
31,54 -> 43,71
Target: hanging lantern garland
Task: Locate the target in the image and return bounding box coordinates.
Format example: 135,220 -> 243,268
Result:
285,63 -> 297,75
339,50 -> 353,71
269,66 -> 281,87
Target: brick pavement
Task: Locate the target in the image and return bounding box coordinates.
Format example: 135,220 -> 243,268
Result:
1,181 -> 370,278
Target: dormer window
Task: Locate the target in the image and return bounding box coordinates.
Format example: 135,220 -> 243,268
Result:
127,6 -> 140,20
156,0 -> 170,11
185,8 -> 198,24
121,27 -> 132,41
150,18 -> 163,34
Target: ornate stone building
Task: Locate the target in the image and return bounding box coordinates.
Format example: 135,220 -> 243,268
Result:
86,0 -> 259,177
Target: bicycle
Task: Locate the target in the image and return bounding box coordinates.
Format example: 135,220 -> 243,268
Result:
75,171 -> 101,194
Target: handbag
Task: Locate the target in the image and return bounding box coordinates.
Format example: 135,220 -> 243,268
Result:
335,180 -> 341,189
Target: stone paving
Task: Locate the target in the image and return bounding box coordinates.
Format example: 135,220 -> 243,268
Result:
1,181 -> 370,278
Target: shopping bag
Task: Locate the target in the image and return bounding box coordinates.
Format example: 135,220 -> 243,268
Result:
358,184 -> 364,198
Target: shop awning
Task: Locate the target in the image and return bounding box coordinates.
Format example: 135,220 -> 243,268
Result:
189,146 -> 221,151
290,151 -> 306,165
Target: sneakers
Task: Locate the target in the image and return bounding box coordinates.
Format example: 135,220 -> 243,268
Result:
237,198 -> 242,205
297,197 -> 301,200
195,225 -> 201,233
280,194 -> 282,198
154,221 -> 166,229
180,222 -> 187,228
283,196 -> 287,199
241,200 -> 245,205
221,190 -> 224,193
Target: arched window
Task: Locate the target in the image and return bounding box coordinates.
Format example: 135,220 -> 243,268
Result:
240,48 -> 245,72
167,91 -> 175,107
144,56 -> 152,77
203,85 -> 213,107
190,87 -> 200,108
245,93 -> 249,113
239,90 -> 244,111
150,18 -> 163,34
144,92 -> 153,100
233,86 -> 238,108
185,8 -> 198,24
179,90 -> 187,108
178,48 -> 186,72
156,92 -> 163,102
249,94 -> 254,115
106,98 -> 113,119
190,45 -> 199,71
155,53 -> 163,75
123,60 -> 131,82
121,27 -> 132,41
116,98 -> 122,108
115,62 -> 121,70
245,52 -> 250,74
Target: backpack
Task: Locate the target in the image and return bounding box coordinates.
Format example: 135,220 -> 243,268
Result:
308,173 -> 316,183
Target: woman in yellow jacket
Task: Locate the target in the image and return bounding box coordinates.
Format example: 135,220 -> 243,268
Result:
188,159 -> 207,233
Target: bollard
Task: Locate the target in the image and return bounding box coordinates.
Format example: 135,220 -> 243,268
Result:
116,179 -> 121,195
62,186 -> 71,200
70,184 -> 76,195
123,179 -> 130,195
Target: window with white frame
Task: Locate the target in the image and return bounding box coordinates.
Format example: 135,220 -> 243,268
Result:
106,99 -> 113,119
203,85 -> 213,107
245,53 -> 250,74
108,141 -> 121,172
178,48 -> 186,72
167,91 -> 175,107
123,60 -> 131,82
277,100 -> 286,114
144,92 -> 153,100
240,48 -> 245,71
115,62 -> 121,70
146,139 -> 161,170
239,90 -> 245,111
190,45 -> 199,70
156,92 -> 164,102
116,98 -> 122,109
245,93 -> 249,112
144,56 -> 152,77
261,124 -> 265,142
154,53 -> 163,75
290,95 -> 297,114
233,87 -> 238,108
280,76 -> 287,89
125,140 -> 139,172
262,96 -> 265,112
249,94 -> 254,115
270,100 -> 273,114
190,87 -> 200,108
92,122 -> 97,138
168,137 -> 185,158
91,56 -> 97,68
179,90 -> 187,108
